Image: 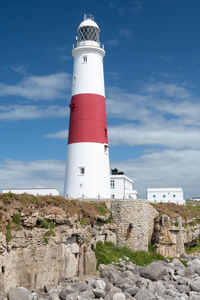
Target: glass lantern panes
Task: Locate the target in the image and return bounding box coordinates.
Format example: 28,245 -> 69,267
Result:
78,26 -> 100,42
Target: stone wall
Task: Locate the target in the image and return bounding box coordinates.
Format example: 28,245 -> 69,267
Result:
106,199 -> 159,251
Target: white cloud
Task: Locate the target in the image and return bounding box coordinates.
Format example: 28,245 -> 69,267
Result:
0,159 -> 65,194
60,55 -> 71,61
44,130 -> 68,139
0,72 -> 71,100
109,123 -> 200,149
119,28 -> 133,37
159,55 -> 172,61
1,149 -> 199,198
130,1 -> 143,13
106,39 -> 119,47
112,149 -> 200,199
109,3 -> 125,16
144,81 -> 192,100
11,65 -> 27,74
0,105 -> 68,121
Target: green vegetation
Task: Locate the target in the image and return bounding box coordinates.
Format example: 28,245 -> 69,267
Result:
179,259 -> 187,267
105,212 -> 113,224
39,220 -> 55,229
12,213 -> 21,224
187,235 -> 200,254
174,221 -> 179,227
42,229 -> 55,244
78,216 -> 86,226
95,241 -> 166,267
189,221 -> 195,227
91,203 -> 108,216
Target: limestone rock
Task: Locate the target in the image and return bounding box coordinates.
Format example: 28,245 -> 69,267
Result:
190,279 -> 200,292
113,292 -> 126,300
84,249 -> 97,275
8,287 -> 33,300
140,262 -> 166,281
134,287 -> 153,300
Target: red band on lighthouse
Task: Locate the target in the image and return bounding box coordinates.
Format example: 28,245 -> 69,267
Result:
68,93 -> 108,145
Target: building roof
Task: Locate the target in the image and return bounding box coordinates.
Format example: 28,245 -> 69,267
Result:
78,18 -> 99,31
110,174 -> 133,184
147,188 -> 183,192
3,187 -> 58,190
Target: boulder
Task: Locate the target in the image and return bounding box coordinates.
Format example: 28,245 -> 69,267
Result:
187,258 -> 200,268
134,287 -> 153,300
113,293 -> 126,300
190,279 -> 200,292
66,292 -> 79,300
101,266 -> 120,284
124,287 -> 139,296
79,290 -> 95,299
140,262 -> 166,281
147,281 -> 165,296
93,288 -> 105,298
93,279 -> 106,290
8,287 -> 33,300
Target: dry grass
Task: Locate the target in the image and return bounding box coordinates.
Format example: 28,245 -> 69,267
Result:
0,193 -> 110,233
151,203 -> 200,221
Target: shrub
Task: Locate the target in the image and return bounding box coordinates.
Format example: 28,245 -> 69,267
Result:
12,213 -> 21,225
39,220 -> 55,229
174,221 -> 179,227
91,203 -> 108,216
42,229 -> 55,244
187,235 -> 200,254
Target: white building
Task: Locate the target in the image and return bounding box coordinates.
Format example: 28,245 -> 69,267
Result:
110,169 -> 138,200
147,188 -> 184,205
2,188 -> 59,196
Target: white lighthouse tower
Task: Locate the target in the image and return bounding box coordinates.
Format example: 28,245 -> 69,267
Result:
64,15 -> 111,199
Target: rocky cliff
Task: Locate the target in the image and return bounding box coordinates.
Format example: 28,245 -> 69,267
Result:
151,203 -> 200,258
1,194 -> 200,299
0,194 -> 116,298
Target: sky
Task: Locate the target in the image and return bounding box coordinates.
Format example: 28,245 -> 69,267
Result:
0,0 -> 200,198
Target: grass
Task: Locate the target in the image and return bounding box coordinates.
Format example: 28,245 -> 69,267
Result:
42,229 -> 55,244
12,213 -> 21,224
91,203 -> 108,216
95,241 -> 166,267
187,235 -> 200,254
78,216 -> 86,226
39,220 -> 55,229
174,221 -> 179,227
0,194 -> 111,234
151,203 -> 200,221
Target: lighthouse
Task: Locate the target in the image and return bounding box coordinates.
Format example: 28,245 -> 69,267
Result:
64,15 -> 111,199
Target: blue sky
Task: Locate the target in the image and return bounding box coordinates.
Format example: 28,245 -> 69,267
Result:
1,0 -> 200,198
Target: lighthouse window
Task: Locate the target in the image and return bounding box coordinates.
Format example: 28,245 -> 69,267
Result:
79,167 -> 85,175
78,26 -> 100,42
104,145 -> 108,154
83,56 -> 87,63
